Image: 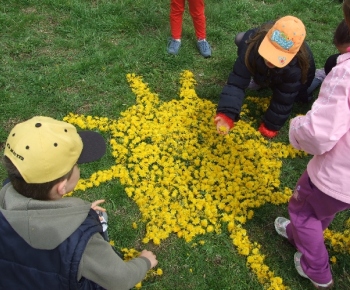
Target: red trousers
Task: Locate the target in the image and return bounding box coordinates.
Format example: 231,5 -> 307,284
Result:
170,0 -> 206,39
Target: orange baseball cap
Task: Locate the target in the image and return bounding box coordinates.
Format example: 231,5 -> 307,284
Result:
258,16 -> 306,68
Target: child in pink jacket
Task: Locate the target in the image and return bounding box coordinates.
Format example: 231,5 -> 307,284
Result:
167,0 -> 211,57
274,15 -> 350,289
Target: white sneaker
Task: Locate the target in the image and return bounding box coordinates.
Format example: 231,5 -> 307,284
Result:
294,252 -> 334,289
274,217 -> 290,239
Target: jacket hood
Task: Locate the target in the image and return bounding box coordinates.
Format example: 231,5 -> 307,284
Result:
0,183 -> 91,250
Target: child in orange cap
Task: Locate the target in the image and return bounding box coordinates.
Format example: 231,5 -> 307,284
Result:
0,116 -> 158,290
215,16 -> 320,138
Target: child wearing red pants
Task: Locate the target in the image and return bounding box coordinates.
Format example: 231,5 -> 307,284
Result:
168,0 -> 211,57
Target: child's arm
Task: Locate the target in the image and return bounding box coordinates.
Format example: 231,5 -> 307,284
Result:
216,52 -> 252,130
139,249 -> 158,268
262,69 -> 302,133
79,233 -> 157,290
289,63 -> 350,155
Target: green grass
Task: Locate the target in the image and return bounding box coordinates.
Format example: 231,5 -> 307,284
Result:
1,0 -> 350,289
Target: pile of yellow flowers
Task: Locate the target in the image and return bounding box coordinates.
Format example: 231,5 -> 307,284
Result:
63,70 -> 348,289
324,217 -> 350,255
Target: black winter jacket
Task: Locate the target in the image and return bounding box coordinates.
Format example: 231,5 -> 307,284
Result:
217,28 -> 316,131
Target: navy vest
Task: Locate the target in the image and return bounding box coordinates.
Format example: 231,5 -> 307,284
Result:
0,209 -> 105,289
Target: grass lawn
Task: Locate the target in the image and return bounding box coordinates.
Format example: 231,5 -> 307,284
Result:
1,0 -> 350,289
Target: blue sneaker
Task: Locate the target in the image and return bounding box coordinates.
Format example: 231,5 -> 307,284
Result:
197,39 -> 211,58
167,38 -> 181,55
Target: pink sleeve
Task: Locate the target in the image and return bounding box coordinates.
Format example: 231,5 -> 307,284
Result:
288,66 -> 350,155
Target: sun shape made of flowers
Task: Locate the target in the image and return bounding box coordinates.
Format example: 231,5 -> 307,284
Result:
64,70 -> 308,289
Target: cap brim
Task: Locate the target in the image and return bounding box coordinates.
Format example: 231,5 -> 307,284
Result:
77,131 -> 106,164
258,36 -> 295,68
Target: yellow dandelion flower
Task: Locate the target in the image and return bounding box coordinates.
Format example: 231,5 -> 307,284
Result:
330,256 -> 337,264
156,268 -> 163,276
207,225 -> 214,233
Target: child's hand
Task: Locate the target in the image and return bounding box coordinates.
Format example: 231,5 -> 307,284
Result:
214,115 -> 233,135
139,250 -> 158,268
91,199 -> 106,212
258,123 -> 278,138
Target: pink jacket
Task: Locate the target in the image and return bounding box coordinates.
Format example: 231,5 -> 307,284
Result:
289,52 -> 350,204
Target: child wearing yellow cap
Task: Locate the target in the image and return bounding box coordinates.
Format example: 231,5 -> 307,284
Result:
215,16 -> 320,138
0,116 -> 158,289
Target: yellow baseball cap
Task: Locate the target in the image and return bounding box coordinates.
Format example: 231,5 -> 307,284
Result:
4,116 -> 106,183
258,16 -> 306,68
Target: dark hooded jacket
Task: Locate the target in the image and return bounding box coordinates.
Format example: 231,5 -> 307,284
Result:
217,27 -> 316,131
0,183 -> 151,290
0,208 -> 105,289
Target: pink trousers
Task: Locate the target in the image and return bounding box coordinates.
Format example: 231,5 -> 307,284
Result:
170,0 -> 206,39
286,170 -> 350,284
